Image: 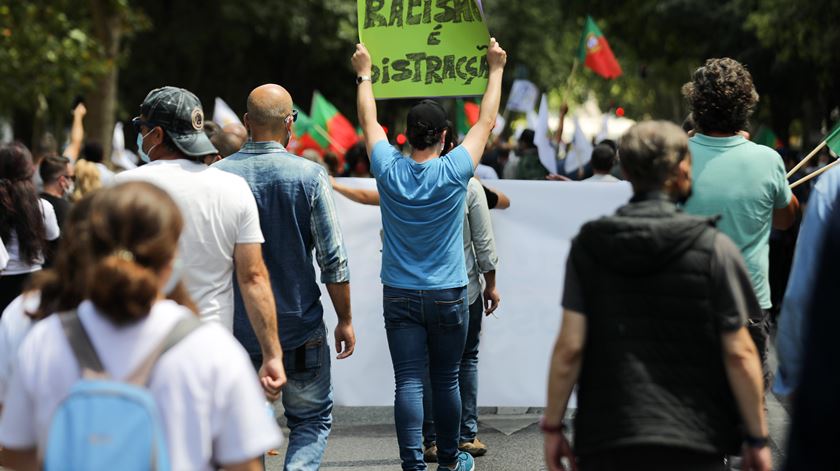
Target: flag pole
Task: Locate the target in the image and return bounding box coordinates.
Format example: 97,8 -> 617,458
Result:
311,124 -> 348,155
790,156 -> 840,189
786,140 -> 826,179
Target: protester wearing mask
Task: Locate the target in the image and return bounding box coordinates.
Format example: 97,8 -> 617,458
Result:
544,121 -> 771,471
116,86 -> 286,401
38,155 -> 74,227
215,84 -> 354,471
0,143 -> 60,313
353,37 -> 507,471
0,181 -> 282,470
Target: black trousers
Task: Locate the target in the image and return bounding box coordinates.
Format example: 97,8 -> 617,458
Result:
579,445 -> 726,471
0,273 -> 30,315
748,309 -> 772,390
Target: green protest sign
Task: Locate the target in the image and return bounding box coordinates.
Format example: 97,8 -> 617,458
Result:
357,0 -> 491,99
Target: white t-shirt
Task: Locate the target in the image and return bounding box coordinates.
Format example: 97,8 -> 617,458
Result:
116,160 -> 264,328
2,199 -> 60,275
0,299 -> 281,470
584,173 -> 620,183
0,293 -> 38,403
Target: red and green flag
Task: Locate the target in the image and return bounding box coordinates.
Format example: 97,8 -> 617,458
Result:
578,16 -> 622,79
455,98 -> 480,137
288,105 -> 325,156
310,92 -> 358,160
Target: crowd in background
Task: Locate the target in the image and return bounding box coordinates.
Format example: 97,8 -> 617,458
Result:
0,38 -> 837,471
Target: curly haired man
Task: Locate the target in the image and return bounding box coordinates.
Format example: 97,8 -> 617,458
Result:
682,58 -> 800,387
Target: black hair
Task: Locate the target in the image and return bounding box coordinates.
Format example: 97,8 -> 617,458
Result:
407,122 -> 444,150
591,144 -> 617,173
682,58 -> 758,134
82,142 -> 104,163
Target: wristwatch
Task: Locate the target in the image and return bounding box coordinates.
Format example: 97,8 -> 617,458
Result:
539,416 -> 566,435
744,434 -> 769,448
356,75 -> 371,85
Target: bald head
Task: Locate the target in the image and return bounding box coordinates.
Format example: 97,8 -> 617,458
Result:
246,84 -> 293,133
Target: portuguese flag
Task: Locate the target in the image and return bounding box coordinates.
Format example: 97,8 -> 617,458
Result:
310,92 -> 358,160
287,105 -> 325,156
578,16 -> 622,79
455,98 -> 480,138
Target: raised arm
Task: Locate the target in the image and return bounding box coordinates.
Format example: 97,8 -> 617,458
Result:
64,103 -> 86,162
462,38 -> 507,167
352,44 -> 387,157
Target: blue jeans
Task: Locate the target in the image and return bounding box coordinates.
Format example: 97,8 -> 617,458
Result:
383,285 -> 469,470
252,325 -> 333,471
423,297 -> 483,446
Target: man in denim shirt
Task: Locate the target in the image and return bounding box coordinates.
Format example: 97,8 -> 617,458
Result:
215,84 -> 354,471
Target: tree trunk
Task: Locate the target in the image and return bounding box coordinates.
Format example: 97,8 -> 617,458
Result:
86,0 -> 123,165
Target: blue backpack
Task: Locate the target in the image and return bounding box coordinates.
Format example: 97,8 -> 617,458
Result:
44,311 -> 201,471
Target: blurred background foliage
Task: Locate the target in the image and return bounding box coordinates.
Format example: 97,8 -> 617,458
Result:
1,0 -> 838,157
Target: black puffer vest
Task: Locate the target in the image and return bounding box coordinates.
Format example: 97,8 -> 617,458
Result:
570,195 -> 741,456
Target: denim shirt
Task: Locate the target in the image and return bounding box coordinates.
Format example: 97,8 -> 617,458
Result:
215,141 -> 349,352
774,166 -> 840,395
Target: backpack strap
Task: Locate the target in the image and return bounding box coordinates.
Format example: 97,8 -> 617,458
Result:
125,315 -> 202,386
60,311 -> 108,380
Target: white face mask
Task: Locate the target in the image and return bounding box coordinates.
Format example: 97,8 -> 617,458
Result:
63,179 -> 75,198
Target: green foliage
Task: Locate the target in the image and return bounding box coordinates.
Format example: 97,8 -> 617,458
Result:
0,2 -> 106,112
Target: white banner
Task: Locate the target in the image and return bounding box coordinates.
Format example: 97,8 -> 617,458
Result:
505,79 -> 540,113
322,178 -> 633,406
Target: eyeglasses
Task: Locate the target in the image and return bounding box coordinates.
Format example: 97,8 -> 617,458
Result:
285,110 -> 299,123
131,116 -> 159,133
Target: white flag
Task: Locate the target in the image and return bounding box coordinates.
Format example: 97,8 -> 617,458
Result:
564,116 -> 594,174
595,113 -> 610,144
491,114 -> 506,137
505,80 -> 539,113
533,94 -> 557,174
213,97 -> 242,127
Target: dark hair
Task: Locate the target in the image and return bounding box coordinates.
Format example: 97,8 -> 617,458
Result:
40,155 -> 71,185
681,113 -> 695,134
29,184 -> 196,320
441,120 -> 456,156
682,58 -> 758,134
86,182 -> 184,324
407,122 -> 444,150
619,121 -> 690,193
519,129 -> 536,149
591,143 -> 617,173
0,143 -> 47,265
82,142 -> 104,163
343,142 -> 370,175
211,131 -> 244,158
203,121 -> 222,139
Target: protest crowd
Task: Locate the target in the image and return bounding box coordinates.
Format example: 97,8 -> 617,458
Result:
0,5 -> 838,471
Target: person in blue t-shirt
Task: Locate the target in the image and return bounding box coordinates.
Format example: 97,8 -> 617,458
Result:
352,39 -> 507,471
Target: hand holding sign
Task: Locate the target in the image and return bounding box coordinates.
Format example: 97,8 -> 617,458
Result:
487,37 -> 507,72
352,43 -> 373,77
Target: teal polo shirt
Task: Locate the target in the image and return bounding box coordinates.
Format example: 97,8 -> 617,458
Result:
683,134 -> 792,309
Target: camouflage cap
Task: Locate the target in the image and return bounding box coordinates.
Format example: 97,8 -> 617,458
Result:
140,86 -> 218,157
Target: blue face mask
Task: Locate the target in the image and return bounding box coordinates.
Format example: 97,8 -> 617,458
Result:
136,129 -> 157,163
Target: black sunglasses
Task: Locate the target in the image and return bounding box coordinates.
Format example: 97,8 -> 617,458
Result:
131,116 -> 160,133
286,110 -> 299,123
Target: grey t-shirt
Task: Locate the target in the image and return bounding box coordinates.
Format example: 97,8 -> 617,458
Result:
562,232 -> 759,332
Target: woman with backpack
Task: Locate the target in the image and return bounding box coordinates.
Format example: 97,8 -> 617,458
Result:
0,181 -> 281,470
0,143 -> 60,313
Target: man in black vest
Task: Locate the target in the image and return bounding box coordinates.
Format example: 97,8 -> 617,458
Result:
542,121 -> 771,471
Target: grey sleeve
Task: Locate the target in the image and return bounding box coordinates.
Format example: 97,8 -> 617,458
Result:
467,179 -> 498,273
710,233 -> 760,331
561,243 -> 586,314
